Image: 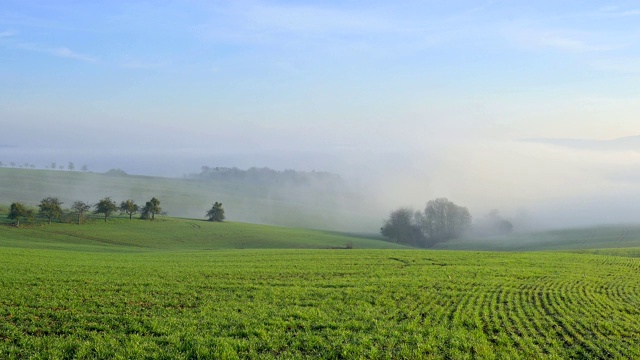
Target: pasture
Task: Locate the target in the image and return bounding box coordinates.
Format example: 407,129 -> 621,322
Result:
0,213 -> 402,252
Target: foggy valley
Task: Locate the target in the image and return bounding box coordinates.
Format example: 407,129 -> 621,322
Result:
2,1 -> 640,357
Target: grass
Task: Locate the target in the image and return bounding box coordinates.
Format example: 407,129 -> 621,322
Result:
0,211 -> 405,252
438,224 -> 640,251
1,247 -> 639,358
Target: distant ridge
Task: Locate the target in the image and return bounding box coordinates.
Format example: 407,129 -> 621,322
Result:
522,135 -> 640,152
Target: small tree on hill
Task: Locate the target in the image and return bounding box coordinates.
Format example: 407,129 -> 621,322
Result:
119,199 -> 139,220
94,197 -> 117,222
141,197 -> 161,220
71,201 -> 92,224
8,202 -> 33,227
206,202 -> 225,222
38,197 -> 63,224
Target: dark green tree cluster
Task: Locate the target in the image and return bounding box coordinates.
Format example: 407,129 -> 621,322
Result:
8,202 -> 34,227
206,202 -> 225,222
140,197 -> 162,220
381,198 -> 472,248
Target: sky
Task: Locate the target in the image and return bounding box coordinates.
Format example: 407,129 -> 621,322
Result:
2,0 -> 640,228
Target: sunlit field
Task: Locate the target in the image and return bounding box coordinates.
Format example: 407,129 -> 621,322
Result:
1,229 -> 639,358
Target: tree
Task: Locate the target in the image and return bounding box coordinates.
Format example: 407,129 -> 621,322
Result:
381,198 -> 472,248
119,199 -> 139,220
68,162 -> 75,171
38,197 -> 63,224
380,207 -> 424,246
94,197 -> 117,222
8,202 -> 33,227
141,197 -> 161,220
206,202 -> 225,222
420,198 -> 471,246
475,209 -> 514,236
71,201 -> 92,224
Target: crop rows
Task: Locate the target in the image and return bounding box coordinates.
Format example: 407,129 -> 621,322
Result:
1,249 -> 639,358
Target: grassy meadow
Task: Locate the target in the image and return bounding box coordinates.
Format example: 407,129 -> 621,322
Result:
1,243 -> 640,359
0,213 -> 403,252
439,225 -> 640,251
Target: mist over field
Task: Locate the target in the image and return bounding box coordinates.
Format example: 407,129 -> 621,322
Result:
3,135 -> 640,232
2,1 -> 640,232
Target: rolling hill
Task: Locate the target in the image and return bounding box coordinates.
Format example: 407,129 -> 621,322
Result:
0,212 -> 405,252
0,167 -> 381,232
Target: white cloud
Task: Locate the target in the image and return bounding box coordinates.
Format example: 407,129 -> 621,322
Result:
50,46 -> 98,63
507,27 -> 616,52
120,58 -> 169,69
0,30 -> 17,38
591,57 -> 640,73
242,3 -> 392,35
594,7 -> 640,18
9,42 -> 99,63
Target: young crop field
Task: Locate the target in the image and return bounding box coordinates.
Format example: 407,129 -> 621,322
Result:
1,243 -> 639,358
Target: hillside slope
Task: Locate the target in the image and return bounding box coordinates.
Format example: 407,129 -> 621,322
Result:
0,215 -> 405,252
0,167 -> 381,232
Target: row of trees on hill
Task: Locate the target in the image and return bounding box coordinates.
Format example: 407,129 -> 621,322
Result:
8,197 -> 164,226
0,161 -> 88,171
7,197 -> 226,227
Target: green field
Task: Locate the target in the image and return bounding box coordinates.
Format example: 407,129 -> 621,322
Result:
1,245 -> 639,358
1,217 -> 640,358
0,214 -> 403,252
439,225 -> 640,251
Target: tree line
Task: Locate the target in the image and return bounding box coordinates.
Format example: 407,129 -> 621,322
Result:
7,197 -> 225,227
0,161 -> 89,172
189,166 -> 343,187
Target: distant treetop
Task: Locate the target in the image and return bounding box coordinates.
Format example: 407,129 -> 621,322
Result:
188,166 -> 343,186
105,168 -> 128,176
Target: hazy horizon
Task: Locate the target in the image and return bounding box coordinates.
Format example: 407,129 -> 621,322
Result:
2,1 -> 640,231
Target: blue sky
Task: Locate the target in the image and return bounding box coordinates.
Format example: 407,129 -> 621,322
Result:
2,1 -> 640,225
